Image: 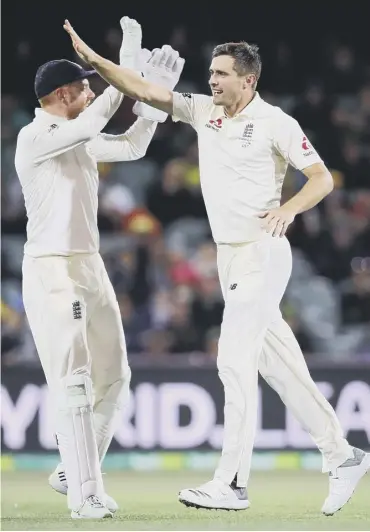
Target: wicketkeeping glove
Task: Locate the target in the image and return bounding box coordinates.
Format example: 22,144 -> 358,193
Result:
133,45 -> 185,123
119,16 -> 142,69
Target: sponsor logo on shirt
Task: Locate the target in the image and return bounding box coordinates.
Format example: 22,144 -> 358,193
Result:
302,135 -> 315,156
302,136 -> 311,150
205,118 -> 223,132
182,93 -> 192,99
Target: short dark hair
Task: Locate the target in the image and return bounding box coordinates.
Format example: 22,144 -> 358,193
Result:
212,42 -> 262,87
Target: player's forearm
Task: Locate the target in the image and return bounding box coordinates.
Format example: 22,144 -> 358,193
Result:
283,169 -> 334,214
104,118 -> 158,161
89,53 -> 172,113
82,85 -> 123,124
93,118 -> 158,162
124,118 -> 158,158
89,52 -> 148,100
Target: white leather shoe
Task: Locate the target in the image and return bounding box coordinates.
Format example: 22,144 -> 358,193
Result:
322,448 -> 370,516
49,464 -> 118,513
179,478 -> 250,510
71,495 -> 112,519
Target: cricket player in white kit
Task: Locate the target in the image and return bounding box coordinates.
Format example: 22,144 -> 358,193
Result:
15,18 -> 184,519
63,20 -> 370,516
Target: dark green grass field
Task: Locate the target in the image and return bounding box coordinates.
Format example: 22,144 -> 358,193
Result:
1,470 -> 369,530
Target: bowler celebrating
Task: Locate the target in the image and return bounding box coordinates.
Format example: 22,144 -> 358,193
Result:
63,19 -> 370,516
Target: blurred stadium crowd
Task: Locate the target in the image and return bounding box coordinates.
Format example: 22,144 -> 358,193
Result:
2,20 -> 370,367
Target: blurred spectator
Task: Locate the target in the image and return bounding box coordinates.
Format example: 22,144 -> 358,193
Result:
291,83 -> 341,166
358,85 -> 370,144
263,42 -> 298,95
99,182 -> 137,231
282,302 -> 315,354
191,241 -> 218,279
117,293 -> 150,353
141,328 -> 173,358
168,248 -> 200,287
340,139 -> 370,189
323,45 -> 364,94
204,327 -> 220,360
340,270 -> 370,326
150,289 -> 173,329
192,277 -> 224,345
146,159 -> 206,226
2,20 -> 370,363
292,83 -> 333,135
167,299 -> 201,354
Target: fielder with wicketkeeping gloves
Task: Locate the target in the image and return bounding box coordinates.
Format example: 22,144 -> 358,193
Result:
15,16 -> 184,519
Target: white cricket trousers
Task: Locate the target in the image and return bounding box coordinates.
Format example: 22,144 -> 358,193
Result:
22,253 -> 131,509
214,236 -> 352,487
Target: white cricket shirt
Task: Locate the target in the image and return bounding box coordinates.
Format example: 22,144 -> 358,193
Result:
172,92 -> 323,243
15,87 -> 157,257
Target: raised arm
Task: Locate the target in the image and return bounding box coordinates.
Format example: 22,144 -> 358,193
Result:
18,86 -> 124,165
87,31 -> 189,161
64,20 -> 176,115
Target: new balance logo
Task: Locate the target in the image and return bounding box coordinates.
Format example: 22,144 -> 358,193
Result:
72,300 -> 82,320
230,283 -> 237,290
